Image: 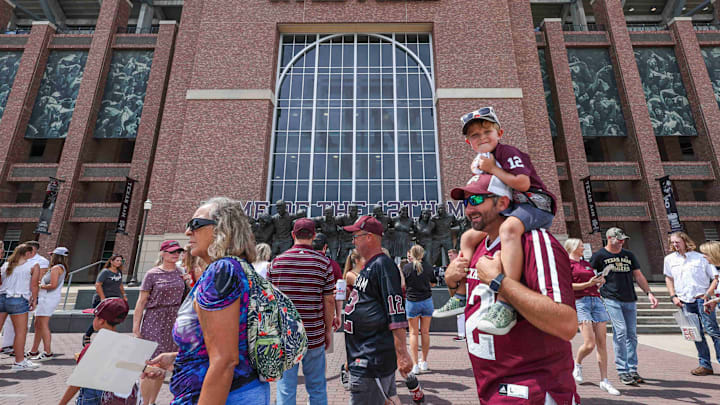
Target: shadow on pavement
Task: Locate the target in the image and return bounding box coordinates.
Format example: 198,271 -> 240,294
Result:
0,370 -> 55,380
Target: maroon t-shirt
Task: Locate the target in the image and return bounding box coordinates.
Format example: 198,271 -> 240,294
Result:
571,259 -> 601,299
493,143 -> 557,211
329,258 -> 342,286
465,229 -> 578,404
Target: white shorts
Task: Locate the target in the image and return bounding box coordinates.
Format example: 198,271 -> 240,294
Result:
35,294 -> 61,317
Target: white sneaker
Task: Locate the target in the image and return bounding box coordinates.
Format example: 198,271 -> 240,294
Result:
411,364 -> 420,375
418,361 -> 429,373
599,380 -> 621,396
30,352 -> 54,361
12,359 -> 40,371
572,363 -> 583,384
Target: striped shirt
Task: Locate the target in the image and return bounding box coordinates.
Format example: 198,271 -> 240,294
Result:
269,244 -> 335,349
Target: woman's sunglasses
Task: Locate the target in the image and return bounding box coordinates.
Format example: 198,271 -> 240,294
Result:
186,218 -> 217,231
463,194 -> 494,207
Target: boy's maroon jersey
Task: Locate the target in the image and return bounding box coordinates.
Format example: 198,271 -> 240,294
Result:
493,143 -> 557,210
465,229 -> 579,404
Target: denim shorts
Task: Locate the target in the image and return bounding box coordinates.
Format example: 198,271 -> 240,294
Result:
406,297 -> 434,318
76,387 -> 102,405
575,295 -> 610,323
502,202 -> 554,232
0,294 -> 30,315
225,379 -> 269,404
349,372 -> 397,404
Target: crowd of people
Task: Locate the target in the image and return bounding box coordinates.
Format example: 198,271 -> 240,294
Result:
0,106 -> 719,405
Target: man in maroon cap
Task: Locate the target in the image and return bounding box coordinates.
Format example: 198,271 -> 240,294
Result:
268,217 -> 335,405
342,216 -> 412,405
444,174 -> 578,404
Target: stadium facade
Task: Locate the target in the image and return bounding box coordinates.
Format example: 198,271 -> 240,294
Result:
1,0 -> 720,281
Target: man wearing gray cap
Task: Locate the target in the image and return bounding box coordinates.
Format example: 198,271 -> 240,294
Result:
589,227 -> 658,386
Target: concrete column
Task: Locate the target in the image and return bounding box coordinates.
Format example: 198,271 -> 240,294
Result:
0,0 -> 14,29
591,0 -> 671,274
114,21 -> 177,277
508,1 -> 567,237
38,0 -> 132,253
542,19 -> 601,247
0,21 -> 56,197
570,0 -> 588,29
668,17 -> 720,189
136,3 -> 154,33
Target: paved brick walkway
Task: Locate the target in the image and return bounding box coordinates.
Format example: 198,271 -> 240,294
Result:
0,331 -> 718,404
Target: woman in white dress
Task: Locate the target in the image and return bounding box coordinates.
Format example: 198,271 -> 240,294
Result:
28,247 -> 69,361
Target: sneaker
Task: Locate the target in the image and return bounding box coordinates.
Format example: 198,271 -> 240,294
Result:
572,363 -> 583,384
411,364 -> 420,375
476,302 -> 517,335
418,361 -> 429,373
599,380 -> 621,396
11,359 -> 40,371
630,371 -> 645,383
618,373 -> 636,385
1,346 -> 13,355
432,296 -> 466,318
30,352 -> 53,361
340,365 -> 349,390
25,351 -> 39,358
453,336 -> 466,342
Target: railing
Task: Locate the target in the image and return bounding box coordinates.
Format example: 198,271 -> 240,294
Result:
562,23 -> 606,32
116,26 -> 160,34
59,26 -> 96,34
693,23 -> 720,31
0,28 -> 31,35
626,24 -> 668,32
62,261 -> 104,310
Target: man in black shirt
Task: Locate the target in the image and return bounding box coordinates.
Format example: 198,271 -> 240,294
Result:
590,227 -> 658,386
343,216 -> 412,405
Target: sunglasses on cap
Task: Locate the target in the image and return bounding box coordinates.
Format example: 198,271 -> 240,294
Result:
186,218 -> 217,231
463,194 -> 495,207
462,107 -> 500,127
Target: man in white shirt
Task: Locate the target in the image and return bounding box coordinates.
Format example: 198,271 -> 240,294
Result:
664,232 -> 720,376
1,241 -> 49,354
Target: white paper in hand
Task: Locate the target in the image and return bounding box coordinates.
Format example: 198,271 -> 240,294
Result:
67,329 -> 158,394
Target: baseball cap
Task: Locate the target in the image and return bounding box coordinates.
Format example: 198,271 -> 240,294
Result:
461,107 -> 501,135
450,174 -> 512,201
293,218 -> 316,234
606,227 -> 629,240
94,298 -> 129,324
343,216 -> 384,236
160,240 -> 184,253
50,247 -> 69,256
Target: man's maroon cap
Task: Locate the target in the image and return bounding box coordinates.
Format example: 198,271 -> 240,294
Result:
449,174 -> 512,201
94,298 -> 129,324
293,218 -> 316,234
343,215 -> 384,236
160,240 -> 184,253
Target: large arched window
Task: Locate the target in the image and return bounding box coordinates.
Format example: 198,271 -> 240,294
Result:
269,33 -> 440,216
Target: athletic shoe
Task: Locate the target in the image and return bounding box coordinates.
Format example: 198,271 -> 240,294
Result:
630,371 -> 646,383
476,302 -> 517,335
340,365 -> 349,390
572,363 -> 583,384
1,346 -> 13,356
30,352 -> 53,361
418,361 -> 429,373
453,336 -> 466,342
432,296 -> 466,318
11,359 -> 39,371
25,351 -> 39,358
411,364 -> 420,375
618,373 -> 636,385
599,380 -> 621,396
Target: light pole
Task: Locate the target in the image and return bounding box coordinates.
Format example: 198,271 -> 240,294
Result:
128,199 -> 152,286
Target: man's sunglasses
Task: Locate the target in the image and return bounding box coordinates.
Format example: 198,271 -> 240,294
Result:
186,218 -> 217,231
352,232 -> 371,240
463,194 -> 495,207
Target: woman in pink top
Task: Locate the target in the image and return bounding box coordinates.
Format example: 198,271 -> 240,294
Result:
564,238 -> 620,396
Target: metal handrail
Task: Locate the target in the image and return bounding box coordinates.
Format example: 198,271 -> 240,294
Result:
62,260 -> 104,310
626,24 -> 668,32
562,23 -> 606,32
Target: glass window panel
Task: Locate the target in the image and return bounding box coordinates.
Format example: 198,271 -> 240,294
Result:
312,181 -> 325,202
424,154 -> 437,179
382,108 -> 393,130
425,181 -> 438,201
313,154 -> 326,178
383,154 -> 395,179
423,134 -> 435,152
342,75 -> 354,100
369,132 -> 382,153
327,153 -> 340,179
398,132 -> 409,152
285,154 -> 299,179
341,154 -> 353,178
369,75 -> 381,99
411,154 -> 424,179
317,74 -> 329,99
381,75 -> 393,99
398,154 -> 410,179
342,108 -> 353,130
284,179 -> 296,202
282,44 -> 294,67
421,108 -> 434,130
396,74 -> 408,99
316,108 -> 328,130
356,181 -> 368,202
340,181 -> 353,202
298,154 -> 311,178
303,75 -> 314,99
286,132 -> 299,152
279,77 -> 291,99
399,181 -> 411,201
381,43 -> 393,67
326,181 -> 339,201
300,132 -> 312,153
397,108 -> 409,131
357,131 -> 369,152
330,75 -> 342,99
288,110 -> 301,130
419,44 -> 431,68
329,108 -> 341,129
369,44 -> 381,66
273,155 -> 285,179
343,44 -> 354,67
319,43 -> 330,67
370,154 -> 382,179
420,78 -> 432,99
412,181 -> 425,201
331,43 -> 342,65
301,109 -> 312,130
382,132 -> 394,152
304,47 -> 316,69
275,133 -> 287,153
341,131 -> 353,153
410,132 -> 422,152
408,74 -> 420,99
290,74 -> 304,99
358,44 -> 368,67
272,181 -> 283,203
358,74 -> 369,99
369,108 -> 382,129
395,47 -> 406,67
297,181 -> 309,201
370,181 -> 383,204
356,154 -> 369,179
383,182 -> 396,201
409,108 -> 421,130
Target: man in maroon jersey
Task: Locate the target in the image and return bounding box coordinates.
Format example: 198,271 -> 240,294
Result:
445,174 -> 579,404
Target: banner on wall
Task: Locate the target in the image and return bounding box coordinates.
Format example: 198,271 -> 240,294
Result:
34,177 -> 63,235
115,177 -> 136,234
582,176 -> 601,234
658,176 -> 684,232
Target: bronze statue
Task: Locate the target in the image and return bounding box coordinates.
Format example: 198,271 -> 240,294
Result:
271,200 -> 305,256
314,206 -> 340,261
253,210 -> 274,245
391,206 -> 414,259
336,204 -> 360,263
414,208 -> 435,264
372,205 -> 393,253
455,215 -> 471,251
431,205 -> 458,266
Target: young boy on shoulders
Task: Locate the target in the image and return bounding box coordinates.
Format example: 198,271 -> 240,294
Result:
433,107 -> 556,336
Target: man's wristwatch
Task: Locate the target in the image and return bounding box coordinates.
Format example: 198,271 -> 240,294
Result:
670,294 -> 678,301
489,273 -> 505,293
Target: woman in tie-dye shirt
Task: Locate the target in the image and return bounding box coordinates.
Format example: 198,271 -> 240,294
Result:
145,197 -> 269,404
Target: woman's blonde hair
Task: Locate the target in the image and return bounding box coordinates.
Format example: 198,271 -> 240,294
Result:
408,245 -> 425,274
343,249 -> 361,279
5,243 -> 34,277
563,238 -> 583,256
669,231 -> 696,252
203,197 -> 257,263
255,243 -> 271,263
699,241 -> 720,266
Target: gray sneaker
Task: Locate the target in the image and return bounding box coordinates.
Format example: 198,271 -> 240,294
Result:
432,296 -> 466,318
476,302 -> 517,335
11,359 -> 40,371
